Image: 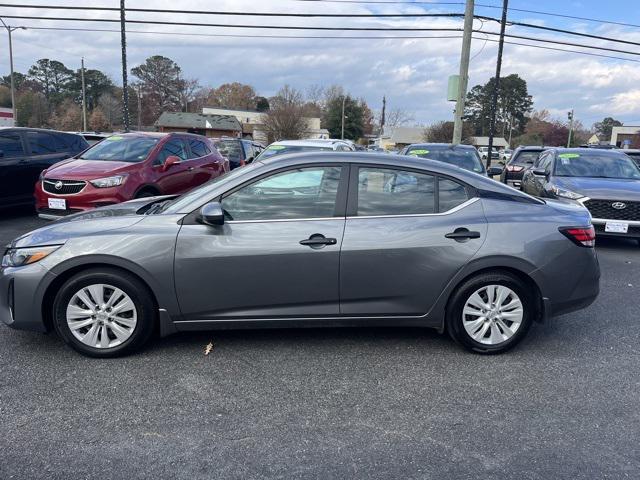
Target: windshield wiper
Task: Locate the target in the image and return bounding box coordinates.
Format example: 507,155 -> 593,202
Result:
145,199 -> 174,215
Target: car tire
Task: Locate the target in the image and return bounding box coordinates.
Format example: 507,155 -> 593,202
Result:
446,271 -> 534,354
135,189 -> 157,199
52,268 -> 156,358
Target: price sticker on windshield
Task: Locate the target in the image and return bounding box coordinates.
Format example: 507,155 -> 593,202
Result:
408,149 -> 429,155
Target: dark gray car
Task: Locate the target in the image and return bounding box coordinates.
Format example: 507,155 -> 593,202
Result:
1,153 -> 600,357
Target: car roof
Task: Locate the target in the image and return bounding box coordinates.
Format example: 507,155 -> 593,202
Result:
0,126 -> 82,136
406,143 -> 477,150
268,139 -> 348,148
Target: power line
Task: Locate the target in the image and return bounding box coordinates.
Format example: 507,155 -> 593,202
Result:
13,25 -> 640,64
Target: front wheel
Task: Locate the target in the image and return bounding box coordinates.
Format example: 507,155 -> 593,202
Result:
446,272 -> 534,354
52,269 -> 156,357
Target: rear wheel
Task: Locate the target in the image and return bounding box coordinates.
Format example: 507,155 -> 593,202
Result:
53,269 -> 156,357
447,272 -> 534,354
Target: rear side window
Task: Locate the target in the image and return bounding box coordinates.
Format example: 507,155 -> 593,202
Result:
357,167 -> 435,216
439,178 -> 468,212
189,139 -> 211,158
0,132 -> 25,157
26,131 -> 65,155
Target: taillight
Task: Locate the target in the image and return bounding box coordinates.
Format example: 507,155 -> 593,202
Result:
506,165 -> 524,172
240,159 -> 246,167
559,226 -> 595,248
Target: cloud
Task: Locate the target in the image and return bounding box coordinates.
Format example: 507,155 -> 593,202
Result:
1,0 -> 640,127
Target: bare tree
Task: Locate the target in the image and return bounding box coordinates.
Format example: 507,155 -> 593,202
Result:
262,85 -> 308,142
385,107 -> 415,128
98,92 -> 121,128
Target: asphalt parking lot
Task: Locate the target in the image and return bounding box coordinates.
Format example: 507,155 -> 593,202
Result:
1,209 -> 639,479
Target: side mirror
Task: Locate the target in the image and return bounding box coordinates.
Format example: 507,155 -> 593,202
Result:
161,155 -> 181,172
532,168 -> 548,177
197,201 -> 224,226
487,166 -> 503,176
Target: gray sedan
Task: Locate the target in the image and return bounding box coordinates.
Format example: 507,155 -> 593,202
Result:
1,153 -> 600,357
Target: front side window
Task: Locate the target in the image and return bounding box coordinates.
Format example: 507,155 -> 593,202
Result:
155,139 -> 188,165
357,167 -> 435,216
79,135 -> 160,163
222,166 -> 342,221
0,132 -> 25,157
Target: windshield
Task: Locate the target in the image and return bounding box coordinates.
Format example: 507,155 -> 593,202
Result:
78,135 -> 160,162
214,140 -> 243,162
257,144 -> 333,160
512,150 -> 542,164
554,152 -> 640,179
406,147 -> 484,173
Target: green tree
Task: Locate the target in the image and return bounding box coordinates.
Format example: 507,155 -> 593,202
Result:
131,55 -> 183,123
68,69 -> 114,111
593,117 -> 623,141
1,72 -> 29,91
28,59 -> 74,102
323,95 -> 365,140
15,91 -> 50,127
464,74 -> 533,137
255,96 -> 270,112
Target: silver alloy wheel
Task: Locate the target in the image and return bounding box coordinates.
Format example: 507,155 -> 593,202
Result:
462,284 -> 524,345
66,283 -> 138,349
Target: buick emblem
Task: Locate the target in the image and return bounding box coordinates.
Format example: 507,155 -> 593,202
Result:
612,202 -> 627,210
54,181 -> 63,190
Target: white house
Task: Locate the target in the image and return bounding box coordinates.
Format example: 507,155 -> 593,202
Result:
610,125 -> 640,148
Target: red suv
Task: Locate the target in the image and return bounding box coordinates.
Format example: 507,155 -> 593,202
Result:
35,132 -> 229,219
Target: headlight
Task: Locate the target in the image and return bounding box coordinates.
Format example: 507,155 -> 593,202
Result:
551,185 -> 584,200
2,245 -> 62,268
90,175 -> 126,188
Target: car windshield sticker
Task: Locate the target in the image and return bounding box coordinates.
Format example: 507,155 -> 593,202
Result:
268,145 -> 286,150
558,153 -> 579,158
106,136 -> 123,141
409,149 -> 429,155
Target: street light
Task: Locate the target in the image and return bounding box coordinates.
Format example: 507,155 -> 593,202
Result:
0,18 -> 26,126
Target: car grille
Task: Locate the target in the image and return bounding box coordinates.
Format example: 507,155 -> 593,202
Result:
38,207 -> 83,217
583,199 -> 640,221
42,179 -> 86,195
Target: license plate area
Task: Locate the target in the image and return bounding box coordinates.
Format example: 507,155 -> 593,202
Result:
48,198 -> 66,210
605,221 -> 629,233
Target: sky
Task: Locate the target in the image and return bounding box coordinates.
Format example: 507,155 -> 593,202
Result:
1,0 -> 640,129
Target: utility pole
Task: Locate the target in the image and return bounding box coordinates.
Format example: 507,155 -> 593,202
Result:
120,0 -> 130,132
0,19 -> 25,126
567,109 -> 574,147
452,0 -> 474,145
341,95 -> 347,140
81,57 -> 87,131
486,0 -> 509,169
137,84 -> 142,131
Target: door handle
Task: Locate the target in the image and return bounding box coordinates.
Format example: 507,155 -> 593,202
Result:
445,228 -> 481,241
188,166 -> 195,171
300,234 -> 337,248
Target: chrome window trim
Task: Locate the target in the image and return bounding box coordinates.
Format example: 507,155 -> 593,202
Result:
347,197 -> 479,220
227,216 -> 344,225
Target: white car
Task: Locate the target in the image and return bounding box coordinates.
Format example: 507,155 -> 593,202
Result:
257,139 -> 355,160
500,149 -> 513,161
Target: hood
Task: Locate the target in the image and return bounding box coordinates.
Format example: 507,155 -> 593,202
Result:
45,158 -> 138,179
554,176 -> 640,201
10,196 -> 175,248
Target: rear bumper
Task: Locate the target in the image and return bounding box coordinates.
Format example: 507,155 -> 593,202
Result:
0,264 -> 55,333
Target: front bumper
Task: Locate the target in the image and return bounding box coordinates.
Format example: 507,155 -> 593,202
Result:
0,263 -> 56,332
591,218 -> 640,239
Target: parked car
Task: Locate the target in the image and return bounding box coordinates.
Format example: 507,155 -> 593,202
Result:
0,127 -> 89,209
500,146 -> 547,189
623,149 -> 640,168
2,152 -> 599,357
521,148 -> 640,239
400,143 -> 503,177
212,137 -> 264,170
478,146 -> 500,161
75,131 -> 111,146
34,132 -> 228,219
256,139 -> 354,160
500,149 -> 513,161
